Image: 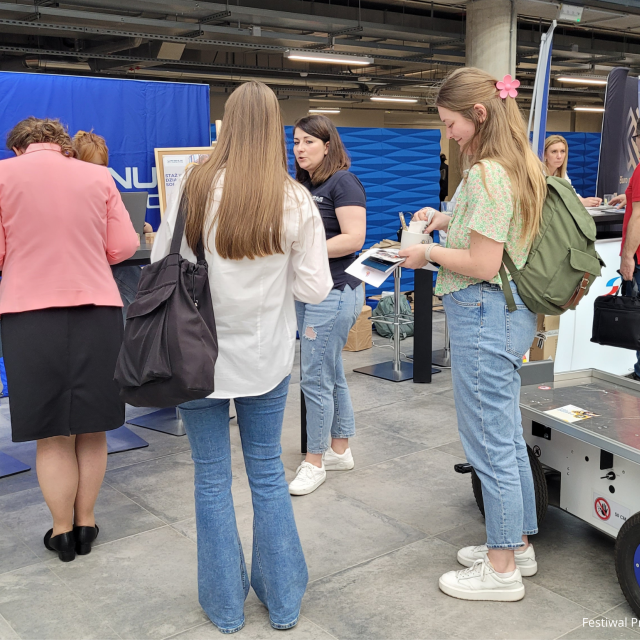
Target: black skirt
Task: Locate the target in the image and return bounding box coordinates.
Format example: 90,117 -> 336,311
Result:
1,305 -> 125,442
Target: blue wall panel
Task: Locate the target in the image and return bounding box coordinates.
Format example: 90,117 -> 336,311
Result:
286,126 -> 441,293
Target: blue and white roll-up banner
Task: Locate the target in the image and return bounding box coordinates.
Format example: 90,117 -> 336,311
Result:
529,20 -> 556,159
0,71 -> 210,229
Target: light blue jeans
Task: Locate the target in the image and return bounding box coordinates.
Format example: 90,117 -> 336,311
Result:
443,281 -> 538,549
179,376 -> 308,633
296,284 -> 364,455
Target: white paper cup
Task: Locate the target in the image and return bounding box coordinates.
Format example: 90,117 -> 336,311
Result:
400,231 -> 433,251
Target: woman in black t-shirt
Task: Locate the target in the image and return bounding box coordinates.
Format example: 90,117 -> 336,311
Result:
289,115 -> 367,497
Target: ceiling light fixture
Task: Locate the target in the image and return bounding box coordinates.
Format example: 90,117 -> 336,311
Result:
309,109 -> 340,114
284,50 -> 372,65
557,76 -> 608,85
370,96 -> 419,103
573,106 -> 605,112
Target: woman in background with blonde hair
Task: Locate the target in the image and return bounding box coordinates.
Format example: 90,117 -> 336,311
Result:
400,68 -> 546,601
543,134 -> 602,207
151,81 -> 331,633
73,130 -> 152,318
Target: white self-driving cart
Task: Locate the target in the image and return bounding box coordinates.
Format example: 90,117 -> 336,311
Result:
462,369 -> 640,615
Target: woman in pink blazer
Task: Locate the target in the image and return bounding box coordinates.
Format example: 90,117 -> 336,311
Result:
0,117 -> 139,562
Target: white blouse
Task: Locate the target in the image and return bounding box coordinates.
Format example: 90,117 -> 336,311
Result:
151,173 -> 333,398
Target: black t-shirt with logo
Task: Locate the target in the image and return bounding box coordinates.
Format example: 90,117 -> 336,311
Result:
304,170 -> 366,291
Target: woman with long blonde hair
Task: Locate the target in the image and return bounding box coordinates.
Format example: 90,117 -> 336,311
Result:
400,67 -> 546,601
543,134 -> 602,207
150,81 -> 331,633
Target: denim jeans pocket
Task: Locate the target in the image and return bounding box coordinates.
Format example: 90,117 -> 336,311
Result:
449,285 -> 482,307
505,305 -> 536,357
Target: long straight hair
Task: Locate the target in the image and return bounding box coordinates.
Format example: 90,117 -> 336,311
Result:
436,67 -> 547,242
543,134 -> 569,179
293,115 -> 350,186
183,81 -> 292,260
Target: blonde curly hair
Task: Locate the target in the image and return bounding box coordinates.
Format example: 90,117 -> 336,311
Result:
72,130 -> 109,166
6,117 -> 75,157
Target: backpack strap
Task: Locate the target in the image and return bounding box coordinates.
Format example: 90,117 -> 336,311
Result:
500,250 -> 519,313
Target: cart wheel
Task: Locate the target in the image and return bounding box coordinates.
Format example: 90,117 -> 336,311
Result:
615,511 -> 640,617
471,444 -> 549,525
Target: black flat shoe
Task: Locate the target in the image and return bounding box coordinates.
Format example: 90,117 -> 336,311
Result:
73,524 -> 99,556
43,529 -> 76,562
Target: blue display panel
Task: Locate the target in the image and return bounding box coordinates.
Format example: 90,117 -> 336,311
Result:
0,72 -> 211,230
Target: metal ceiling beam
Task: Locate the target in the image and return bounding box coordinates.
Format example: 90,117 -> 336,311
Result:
0,2 -> 462,46
0,43 -> 449,82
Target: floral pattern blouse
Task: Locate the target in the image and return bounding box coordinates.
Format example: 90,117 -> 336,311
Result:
435,160 -> 530,296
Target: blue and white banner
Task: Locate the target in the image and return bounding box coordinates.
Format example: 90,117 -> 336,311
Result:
529,20 -> 556,159
0,71 -> 210,229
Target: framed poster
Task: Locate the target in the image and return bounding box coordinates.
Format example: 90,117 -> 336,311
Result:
154,146 -> 216,216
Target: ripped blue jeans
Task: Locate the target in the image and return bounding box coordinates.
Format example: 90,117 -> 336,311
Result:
295,284 -> 364,454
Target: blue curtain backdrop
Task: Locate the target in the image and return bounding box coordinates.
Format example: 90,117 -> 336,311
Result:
0,71 -> 210,229
285,126 -> 441,293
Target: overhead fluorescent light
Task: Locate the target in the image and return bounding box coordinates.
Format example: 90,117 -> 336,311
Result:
309,109 -> 341,114
370,96 -> 419,103
557,76 -> 608,85
284,50 -> 372,65
557,3 -> 584,22
573,106 -> 605,112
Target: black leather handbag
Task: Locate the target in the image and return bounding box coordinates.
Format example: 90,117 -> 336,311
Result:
114,195 -> 218,407
591,277 -> 640,351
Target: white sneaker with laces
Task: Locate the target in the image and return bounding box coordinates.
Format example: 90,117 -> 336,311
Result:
439,558 -> 525,602
323,447 -> 355,471
457,543 -> 537,577
289,461 -> 326,496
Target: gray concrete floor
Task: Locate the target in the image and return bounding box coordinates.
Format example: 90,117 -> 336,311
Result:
0,311 -> 637,640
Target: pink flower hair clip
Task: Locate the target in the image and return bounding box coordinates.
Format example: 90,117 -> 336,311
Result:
496,74 -> 520,99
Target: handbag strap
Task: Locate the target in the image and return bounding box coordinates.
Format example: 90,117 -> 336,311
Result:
169,192 -> 206,262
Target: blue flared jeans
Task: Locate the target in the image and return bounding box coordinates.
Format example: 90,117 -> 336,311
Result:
179,376 -> 308,633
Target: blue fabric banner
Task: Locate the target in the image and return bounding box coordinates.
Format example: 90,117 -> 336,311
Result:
0,71 -> 210,229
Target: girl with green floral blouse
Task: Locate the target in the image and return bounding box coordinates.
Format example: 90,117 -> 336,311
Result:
400,67 -> 547,603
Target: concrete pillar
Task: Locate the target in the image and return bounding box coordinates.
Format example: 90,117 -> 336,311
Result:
466,0 -> 517,79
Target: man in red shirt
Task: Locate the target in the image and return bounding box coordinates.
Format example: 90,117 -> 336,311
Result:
612,126 -> 640,380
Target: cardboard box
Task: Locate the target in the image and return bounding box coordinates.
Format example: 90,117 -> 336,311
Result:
344,305 -> 373,352
530,314 -> 560,361
536,314 -> 560,333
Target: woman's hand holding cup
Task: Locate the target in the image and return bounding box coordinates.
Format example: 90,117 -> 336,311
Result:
413,207 -> 451,234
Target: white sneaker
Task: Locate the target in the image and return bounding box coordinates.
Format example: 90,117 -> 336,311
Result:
323,447 -> 355,471
457,543 -> 537,577
289,461 -> 326,496
439,558 -> 525,602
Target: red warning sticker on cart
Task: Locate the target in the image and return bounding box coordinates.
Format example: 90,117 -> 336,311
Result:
592,493 -> 629,530
594,497 -> 610,520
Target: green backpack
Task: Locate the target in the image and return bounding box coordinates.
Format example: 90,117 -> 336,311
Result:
371,294 -> 414,339
500,176 -> 604,316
